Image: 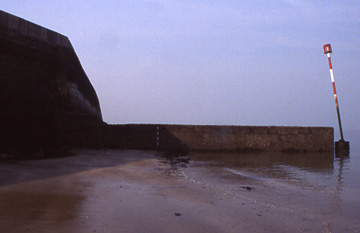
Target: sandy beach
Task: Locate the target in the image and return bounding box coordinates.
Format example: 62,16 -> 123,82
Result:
0,149 -> 359,233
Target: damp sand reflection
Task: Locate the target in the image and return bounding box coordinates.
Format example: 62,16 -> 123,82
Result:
162,150 -> 359,232
0,149 -> 359,232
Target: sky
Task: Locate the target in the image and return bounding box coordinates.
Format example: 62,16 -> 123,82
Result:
1,1 -> 360,137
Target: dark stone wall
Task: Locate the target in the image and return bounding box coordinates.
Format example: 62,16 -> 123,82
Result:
102,124 -> 188,151
102,124 -> 334,153
0,10 -> 103,157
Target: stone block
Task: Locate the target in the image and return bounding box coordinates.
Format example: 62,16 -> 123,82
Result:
19,19 -> 29,36
29,22 -> 41,40
57,34 -> 70,47
7,14 -> 19,31
47,30 -> 57,46
40,27 -> 47,41
0,10 -> 8,28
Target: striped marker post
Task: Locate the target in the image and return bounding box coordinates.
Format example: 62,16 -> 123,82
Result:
323,44 -> 349,155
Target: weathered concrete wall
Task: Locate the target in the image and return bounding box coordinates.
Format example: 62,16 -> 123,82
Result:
0,10 -> 103,156
102,124 -> 334,152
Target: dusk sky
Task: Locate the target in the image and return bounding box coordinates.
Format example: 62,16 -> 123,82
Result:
1,1 -> 359,137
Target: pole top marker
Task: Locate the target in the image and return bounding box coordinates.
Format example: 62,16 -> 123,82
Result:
323,44 -> 332,54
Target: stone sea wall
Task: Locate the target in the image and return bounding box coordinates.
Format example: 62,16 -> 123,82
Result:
103,124 -> 334,152
0,10 -> 103,156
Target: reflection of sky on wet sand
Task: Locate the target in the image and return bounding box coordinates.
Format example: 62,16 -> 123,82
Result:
162,146 -> 359,231
167,151 -> 336,190
0,146 -> 359,232
188,151 -> 334,170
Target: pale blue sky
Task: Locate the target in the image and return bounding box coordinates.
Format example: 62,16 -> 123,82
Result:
1,1 -> 359,137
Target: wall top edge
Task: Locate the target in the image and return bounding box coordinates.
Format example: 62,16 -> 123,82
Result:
0,9 -> 71,48
106,123 -> 333,129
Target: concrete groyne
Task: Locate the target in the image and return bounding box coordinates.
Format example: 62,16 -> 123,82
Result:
102,124 -> 334,153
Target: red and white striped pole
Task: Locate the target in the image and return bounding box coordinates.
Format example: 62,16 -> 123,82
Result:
323,44 -> 345,141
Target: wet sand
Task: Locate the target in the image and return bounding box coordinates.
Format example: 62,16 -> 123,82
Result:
0,150 -> 358,232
